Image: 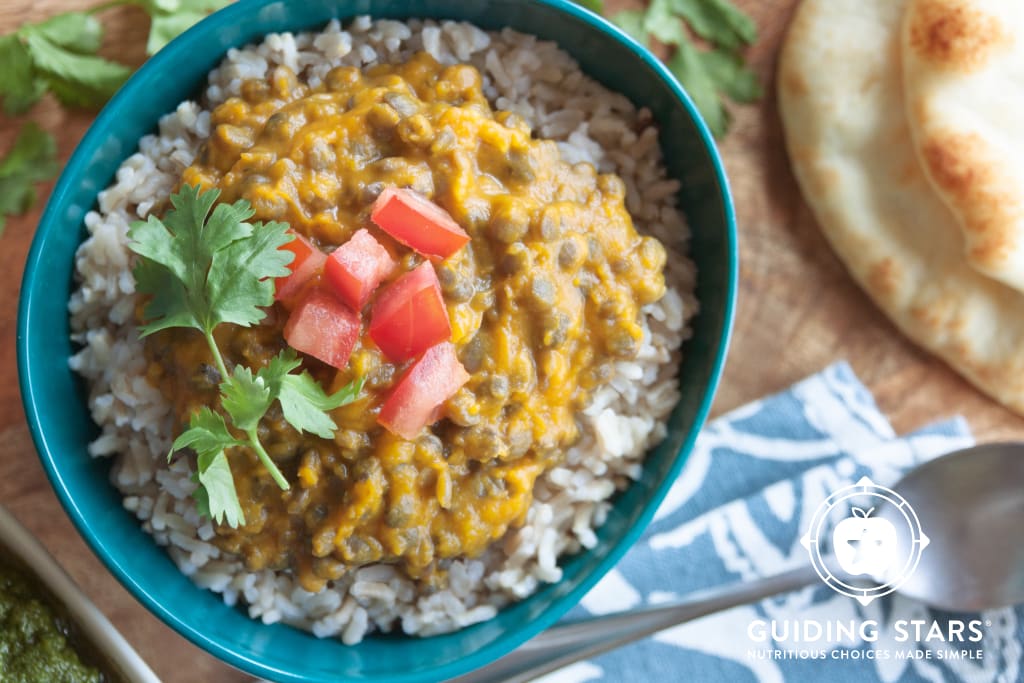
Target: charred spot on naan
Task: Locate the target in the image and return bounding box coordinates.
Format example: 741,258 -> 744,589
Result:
920,129 -> 1024,266
867,259 -> 902,299
919,129 -> 984,201
780,68 -> 810,98
907,0 -> 1009,72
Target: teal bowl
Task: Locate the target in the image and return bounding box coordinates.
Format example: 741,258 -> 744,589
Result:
17,0 -> 736,680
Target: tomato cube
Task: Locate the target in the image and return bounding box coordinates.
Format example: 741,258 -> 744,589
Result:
275,230 -> 327,301
370,187 -> 470,260
369,262 -> 451,362
324,229 -> 397,310
283,288 -> 360,370
378,342 -> 470,440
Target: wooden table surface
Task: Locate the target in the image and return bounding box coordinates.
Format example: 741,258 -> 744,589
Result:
2,0 -> 1022,680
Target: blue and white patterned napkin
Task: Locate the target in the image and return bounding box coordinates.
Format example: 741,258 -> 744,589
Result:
548,362 -> 1024,683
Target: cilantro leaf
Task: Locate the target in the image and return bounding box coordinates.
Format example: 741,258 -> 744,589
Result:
147,12 -> 206,55
218,363 -> 290,492
0,35 -> 46,114
0,123 -> 60,234
221,366 -> 273,433
611,10 -> 649,45
667,37 -> 729,138
275,375 -> 342,439
0,0 -> 230,116
643,0 -> 682,45
1,12 -> 108,114
210,219 -> 293,327
133,0 -> 232,55
174,408 -> 246,526
28,12 -> 104,54
667,0 -> 756,51
21,31 -> 131,109
257,350 -> 365,439
259,349 -> 304,383
582,0 -> 761,139
280,373 -> 364,439
170,407 -> 244,461
700,47 -> 762,103
574,0 -> 604,14
194,451 -> 245,527
129,185 -> 294,336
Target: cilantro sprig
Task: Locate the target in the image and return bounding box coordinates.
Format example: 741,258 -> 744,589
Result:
577,0 -> 761,138
0,11 -> 129,114
129,185 -> 363,527
0,0 -> 230,233
0,123 -> 60,234
134,0 -> 233,56
0,1 -> 229,115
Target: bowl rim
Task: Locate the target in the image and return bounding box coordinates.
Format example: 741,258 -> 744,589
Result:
0,504 -> 161,683
17,0 -> 737,680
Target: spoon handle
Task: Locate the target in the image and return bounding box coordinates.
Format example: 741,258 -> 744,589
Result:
452,563 -> 819,683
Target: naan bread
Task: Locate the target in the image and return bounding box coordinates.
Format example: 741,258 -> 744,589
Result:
778,0 -> 1024,415
902,0 -> 1024,293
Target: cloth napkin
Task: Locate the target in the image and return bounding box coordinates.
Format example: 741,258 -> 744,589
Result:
546,362 -> 1024,683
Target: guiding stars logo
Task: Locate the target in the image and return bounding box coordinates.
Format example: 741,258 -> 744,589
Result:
801,476 -> 930,605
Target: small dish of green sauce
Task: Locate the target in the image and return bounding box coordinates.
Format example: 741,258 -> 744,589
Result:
0,505 -> 157,683
0,557 -> 109,682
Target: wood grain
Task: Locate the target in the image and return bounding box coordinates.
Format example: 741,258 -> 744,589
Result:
1,1 -> 1022,681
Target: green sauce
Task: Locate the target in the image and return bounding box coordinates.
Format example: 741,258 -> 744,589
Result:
0,558 -> 104,683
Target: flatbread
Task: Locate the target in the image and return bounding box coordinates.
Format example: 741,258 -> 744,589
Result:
778,0 -> 1024,415
901,0 -> 1024,293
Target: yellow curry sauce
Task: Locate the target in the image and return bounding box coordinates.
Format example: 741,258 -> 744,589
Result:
145,53 -> 667,591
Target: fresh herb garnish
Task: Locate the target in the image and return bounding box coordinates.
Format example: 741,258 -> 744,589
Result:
0,11 -> 130,113
577,0 -> 761,138
573,0 -> 606,13
0,123 -> 60,234
0,1 -> 230,114
129,185 -> 363,527
135,0 -> 233,55
0,0 -> 230,233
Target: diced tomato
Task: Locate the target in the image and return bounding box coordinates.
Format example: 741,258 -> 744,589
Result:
378,342 -> 470,440
370,187 -> 470,260
369,262 -> 451,362
276,230 -> 327,301
283,288 -> 360,370
323,229 -> 397,310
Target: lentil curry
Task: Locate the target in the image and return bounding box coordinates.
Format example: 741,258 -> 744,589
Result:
147,52 -> 668,592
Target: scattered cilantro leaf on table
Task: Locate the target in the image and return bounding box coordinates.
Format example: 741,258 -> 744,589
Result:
609,9 -> 646,44
0,35 -> 47,115
0,0 -> 231,113
580,0 -> 761,138
28,11 -> 105,53
0,0 -> 231,231
0,123 -> 60,234
668,0 -> 756,51
574,0 -> 605,13
130,185 -> 364,527
0,11 -> 130,113
134,0 -> 233,55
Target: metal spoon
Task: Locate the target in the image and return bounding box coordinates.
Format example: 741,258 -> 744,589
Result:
452,442 -> 1024,683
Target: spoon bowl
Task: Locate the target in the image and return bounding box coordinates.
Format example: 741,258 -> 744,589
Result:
876,442 -> 1024,612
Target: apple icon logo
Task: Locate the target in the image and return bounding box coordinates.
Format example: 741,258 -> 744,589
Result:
832,506 -> 898,577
